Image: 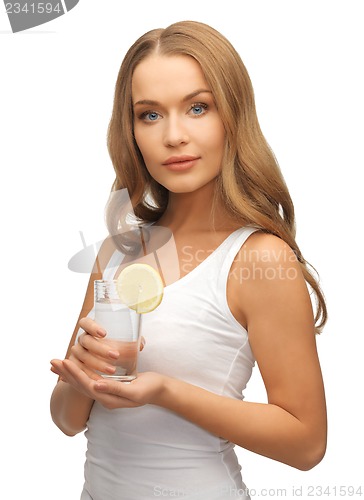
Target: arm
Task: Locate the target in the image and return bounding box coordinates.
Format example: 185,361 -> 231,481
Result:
50,238 -> 115,436
50,380 -> 94,437
156,233 -> 327,470
92,233 -> 327,470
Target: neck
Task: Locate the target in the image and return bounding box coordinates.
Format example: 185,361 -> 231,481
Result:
157,181 -> 239,233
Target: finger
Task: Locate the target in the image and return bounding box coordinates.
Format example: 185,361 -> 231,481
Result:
94,378 -> 138,399
68,355 -> 105,381
70,347 -> 116,375
77,333 -> 120,361
61,359 -> 102,396
51,358 -> 101,390
62,361 -> 135,408
93,380 -> 141,409
50,364 -> 63,377
50,359 -> 66,376
70,346 -> 116,378
78,317 -> 106,338
71,343 -> 118,376
50,364 -> 64,381
50,359 -> 72,383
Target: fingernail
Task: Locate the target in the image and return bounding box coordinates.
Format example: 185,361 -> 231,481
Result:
108,350 -> 119,359
104,365 -> 116,374
96,329 -> 106,337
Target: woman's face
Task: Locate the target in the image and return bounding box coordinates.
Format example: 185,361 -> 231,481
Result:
132,54 -> 226,194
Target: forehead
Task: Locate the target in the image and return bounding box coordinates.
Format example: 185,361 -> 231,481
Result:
132,54 -> 210,102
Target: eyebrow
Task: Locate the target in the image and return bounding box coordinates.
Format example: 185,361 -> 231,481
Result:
133,89 -> 212,107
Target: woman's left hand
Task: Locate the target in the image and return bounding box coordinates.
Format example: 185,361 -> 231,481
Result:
51,358 -> 167,409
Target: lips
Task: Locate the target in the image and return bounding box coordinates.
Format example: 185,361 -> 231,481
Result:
162,155 -> 200,171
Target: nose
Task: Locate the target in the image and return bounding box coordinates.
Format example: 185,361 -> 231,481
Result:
163,116 -> 189,147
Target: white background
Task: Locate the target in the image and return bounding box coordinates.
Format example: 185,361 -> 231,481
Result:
1,1 -> 363,498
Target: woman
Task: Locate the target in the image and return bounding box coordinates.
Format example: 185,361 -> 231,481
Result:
50,20 -> 327,499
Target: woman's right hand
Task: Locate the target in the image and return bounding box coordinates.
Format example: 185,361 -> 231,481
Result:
69,317 -> 145,380
68,317 -> 117,379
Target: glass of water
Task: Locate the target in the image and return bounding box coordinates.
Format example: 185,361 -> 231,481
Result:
94,279 -> 141,382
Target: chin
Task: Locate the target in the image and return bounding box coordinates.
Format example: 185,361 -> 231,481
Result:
158,177 -> 218,195
167,186 -> 199,194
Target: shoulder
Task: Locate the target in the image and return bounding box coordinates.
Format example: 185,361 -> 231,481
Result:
228,230 -> 312,330
242,230 -> 297,260
236,230 -> 301,281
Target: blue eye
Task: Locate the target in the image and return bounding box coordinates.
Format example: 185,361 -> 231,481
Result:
140,111 -> 160,122
190,103 -> 207,116
145,112 -> 159,121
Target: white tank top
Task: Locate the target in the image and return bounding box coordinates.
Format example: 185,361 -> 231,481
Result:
81,226 -> 258,500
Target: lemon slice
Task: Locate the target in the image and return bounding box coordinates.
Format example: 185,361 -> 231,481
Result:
116,263 -> 164,314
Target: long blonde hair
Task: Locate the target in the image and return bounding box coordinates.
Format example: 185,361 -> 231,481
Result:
106,20 -> 327,333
